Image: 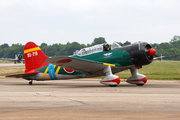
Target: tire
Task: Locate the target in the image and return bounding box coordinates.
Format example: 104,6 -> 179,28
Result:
109,85 -> 117,87
136,84 -> 144,86
29,81 -> 32,85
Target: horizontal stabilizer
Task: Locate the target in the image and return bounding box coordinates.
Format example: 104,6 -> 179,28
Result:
6,71 -> 40,78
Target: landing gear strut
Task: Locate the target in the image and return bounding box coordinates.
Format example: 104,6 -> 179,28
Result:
29,80 -> 33,85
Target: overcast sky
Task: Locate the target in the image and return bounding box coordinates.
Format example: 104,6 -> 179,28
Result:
0,0 -> 180,46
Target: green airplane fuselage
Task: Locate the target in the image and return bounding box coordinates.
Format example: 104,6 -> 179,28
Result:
71,49 -> 134,67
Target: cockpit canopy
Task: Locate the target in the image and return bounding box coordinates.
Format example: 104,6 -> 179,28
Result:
77,42 -> 121,56
77,44 -> 104,56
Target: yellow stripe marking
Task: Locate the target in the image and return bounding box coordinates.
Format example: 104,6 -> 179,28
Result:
48,75 -> 50,80
42,66 -> 49,80
24,47 -> 41,54
55,66 -> 61,76
103,63 -> 115,66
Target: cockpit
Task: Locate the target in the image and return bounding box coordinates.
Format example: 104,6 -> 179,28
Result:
77,42 -> 121,56
77,44 -> 104,56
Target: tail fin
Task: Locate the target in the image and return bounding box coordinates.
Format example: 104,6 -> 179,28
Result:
24,42 -> 49,72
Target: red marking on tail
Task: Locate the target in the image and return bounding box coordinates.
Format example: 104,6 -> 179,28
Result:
24,42 -> 49,73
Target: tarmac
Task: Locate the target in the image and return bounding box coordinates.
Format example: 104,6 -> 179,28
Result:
0,63 -> 180,120
0,78 -> 180,120
0,63 -> 25,67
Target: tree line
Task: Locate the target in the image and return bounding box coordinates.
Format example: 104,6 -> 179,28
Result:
0,36 -> 180,60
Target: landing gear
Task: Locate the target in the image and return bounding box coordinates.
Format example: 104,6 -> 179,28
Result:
14,61 -> 16,64
100,65 -> 120,87
126,67 -> 147,86
29,80 -> 33,85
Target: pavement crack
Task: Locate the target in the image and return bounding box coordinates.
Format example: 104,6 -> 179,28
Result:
62,98 -> 88,105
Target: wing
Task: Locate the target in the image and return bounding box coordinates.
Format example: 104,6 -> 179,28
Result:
0,58 -> 25,63
153,56 -> 165,60
45,56 -> 134,77
0,58 -> 16,61
6,71 -> 40,78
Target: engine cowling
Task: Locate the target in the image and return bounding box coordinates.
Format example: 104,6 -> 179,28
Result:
120,42 -> 156,66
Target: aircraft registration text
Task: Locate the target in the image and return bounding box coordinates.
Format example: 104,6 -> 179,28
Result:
27,51 -> 38,58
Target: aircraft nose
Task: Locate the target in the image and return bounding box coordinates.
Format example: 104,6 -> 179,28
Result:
125,42 -> 156,66
148,48 -> 156,56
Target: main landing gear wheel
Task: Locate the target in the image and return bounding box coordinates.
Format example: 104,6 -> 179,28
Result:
29,81 -> 33,85
136,84 -> 144,86
109,85 -> 117,87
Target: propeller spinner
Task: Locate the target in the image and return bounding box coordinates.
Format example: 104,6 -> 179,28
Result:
147,48 -> 156,56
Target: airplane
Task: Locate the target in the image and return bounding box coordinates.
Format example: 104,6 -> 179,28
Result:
153,55 -> 165,62
6,41 -> 156,87
0,53 -> 25,64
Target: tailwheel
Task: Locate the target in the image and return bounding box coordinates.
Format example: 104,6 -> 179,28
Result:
109,85 -> 117,87
136,84 -> 144,86
29,81 -> 33,85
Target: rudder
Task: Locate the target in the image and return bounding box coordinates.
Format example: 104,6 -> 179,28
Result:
24,42 -> 49,73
